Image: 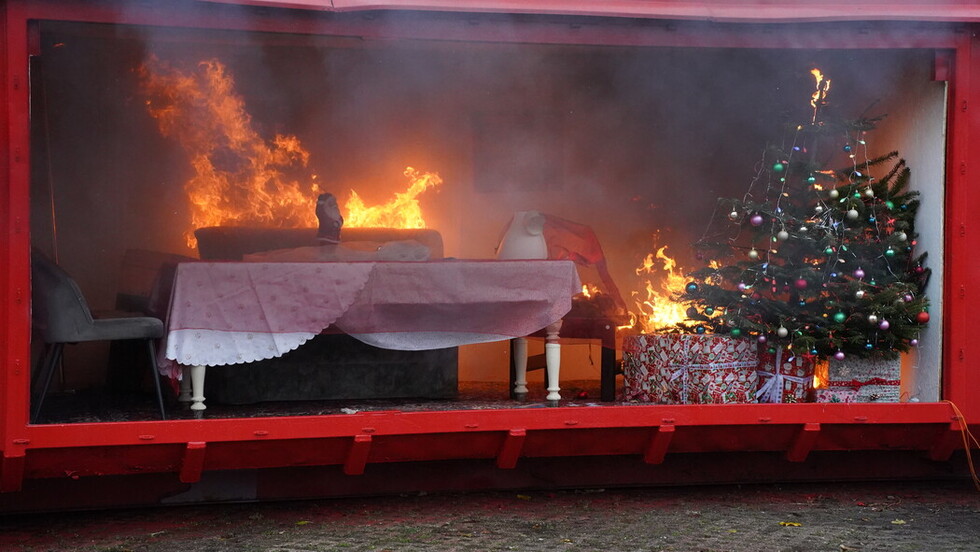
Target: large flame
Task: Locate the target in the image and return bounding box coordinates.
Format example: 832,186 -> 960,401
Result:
140,57 -> 320,248
140,57 -> 442,248
344,167 -> 442,228
629,245 -> 689,333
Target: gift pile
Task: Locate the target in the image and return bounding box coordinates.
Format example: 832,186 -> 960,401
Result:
825,356 -> 902,402
622,334 -> 758,404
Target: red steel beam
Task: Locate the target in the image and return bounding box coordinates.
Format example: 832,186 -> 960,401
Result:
0,0 -> 977,493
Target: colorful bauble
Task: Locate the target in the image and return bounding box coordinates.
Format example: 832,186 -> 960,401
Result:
737,282 -> 748,291
757,335 -> 767,344
853,268 -> 865,279
879,319 -> 890,330
807,175 -> 817,184
695,325 -> 706,334
885,248 -> 895,258
885,200 -> 895,210
730,328 -> 743,338
833,312 -> 846,323
824,247 -> 834,255
794,278 -> 808,289
834,351 -> 846,361
843,144 -> 852,152
750,214 -> 764,226
916,311 -> 930,324
704,307 -> 714,315
685,282 -> 699,293
865,343 -> 874,350
910,338 -> 919,347
773,162 -> 785,172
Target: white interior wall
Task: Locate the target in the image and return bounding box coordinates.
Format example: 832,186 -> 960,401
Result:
874,69 -> 947,402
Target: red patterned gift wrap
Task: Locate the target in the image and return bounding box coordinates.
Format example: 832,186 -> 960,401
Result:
621,334 -> 759,404
756,348 -> 816,403
827,357 -> 901,402
811,387 -> 858,403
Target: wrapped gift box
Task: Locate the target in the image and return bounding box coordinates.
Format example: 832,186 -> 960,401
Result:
622,333 -> 759,404
828,356 -> 901,402
756,349 -> 816,403
811,387 -> 858,403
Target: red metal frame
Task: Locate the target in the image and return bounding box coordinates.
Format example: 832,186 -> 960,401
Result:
1,0 -> 979,504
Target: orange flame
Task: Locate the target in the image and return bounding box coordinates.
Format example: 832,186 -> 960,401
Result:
810,68 -> 831,124
344,167 -> 442,228
140,57 -> 442,247
580,282 -> 602,299
629,245 -> 689,333
140,57 -> 320,248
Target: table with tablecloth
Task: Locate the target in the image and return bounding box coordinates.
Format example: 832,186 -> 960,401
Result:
160,259 -> 581,410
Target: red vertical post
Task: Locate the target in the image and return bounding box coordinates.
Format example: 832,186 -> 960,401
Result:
0,0 -> 33,492
942,29 -> 980,420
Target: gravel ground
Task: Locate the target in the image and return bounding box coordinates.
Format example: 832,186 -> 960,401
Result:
2,479 -> 979,551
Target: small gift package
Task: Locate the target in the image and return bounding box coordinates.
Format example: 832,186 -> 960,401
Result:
756,348 -> 816,403
827,356 -> 901,402
622,333 -> 759,404
811,387 -> 858,403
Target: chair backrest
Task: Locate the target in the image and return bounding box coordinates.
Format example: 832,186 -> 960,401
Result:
31,249 -> 96,343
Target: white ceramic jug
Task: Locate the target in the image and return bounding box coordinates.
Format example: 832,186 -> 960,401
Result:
496,210 -> 548,260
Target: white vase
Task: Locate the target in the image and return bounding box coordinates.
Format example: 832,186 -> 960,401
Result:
496,210 -> 548,260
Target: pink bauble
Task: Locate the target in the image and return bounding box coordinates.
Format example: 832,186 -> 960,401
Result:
910,339 -> 919,347
794,278 -> 808,289
757,335 -> 767,344
834,351 -> 846,361
750,214 -> 764,226
879,320 -> 890,330
854,268 -> 865,279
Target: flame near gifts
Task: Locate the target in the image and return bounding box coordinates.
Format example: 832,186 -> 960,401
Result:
629,246 -> 690,334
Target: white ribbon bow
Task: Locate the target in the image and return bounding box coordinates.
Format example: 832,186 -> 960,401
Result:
756,348 -> 811,403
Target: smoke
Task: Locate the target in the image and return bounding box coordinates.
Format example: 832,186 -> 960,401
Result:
33,17 -> 936,311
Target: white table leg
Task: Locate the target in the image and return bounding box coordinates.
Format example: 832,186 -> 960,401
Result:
513,337 -> 529,398
190,364 -> 207,411
544,320 -> 562,405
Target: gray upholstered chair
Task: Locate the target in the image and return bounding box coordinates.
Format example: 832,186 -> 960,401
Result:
30,249 -> 166,423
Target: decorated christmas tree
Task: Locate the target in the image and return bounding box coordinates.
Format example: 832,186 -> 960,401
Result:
681,70 -> 930,361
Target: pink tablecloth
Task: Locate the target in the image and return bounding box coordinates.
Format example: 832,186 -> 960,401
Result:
161,260 -> 580,374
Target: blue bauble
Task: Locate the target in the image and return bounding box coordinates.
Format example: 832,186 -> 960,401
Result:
686,282 -> 699,293
695,325 -> 706,334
